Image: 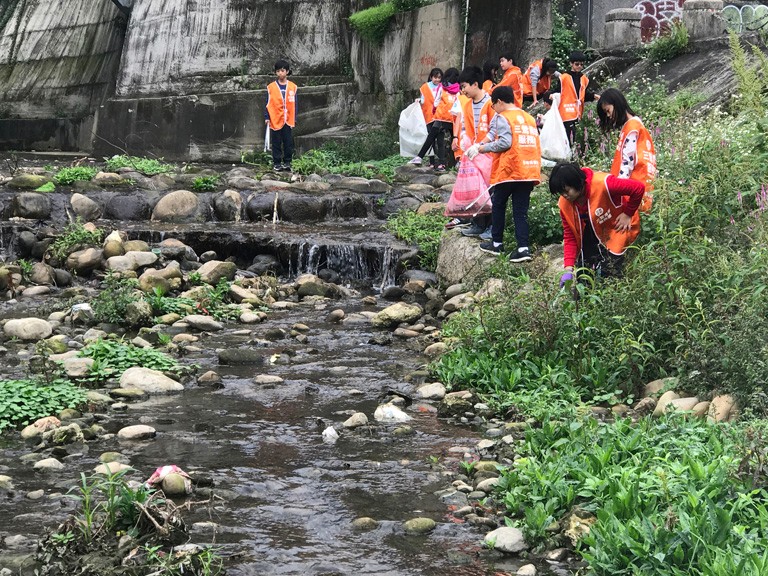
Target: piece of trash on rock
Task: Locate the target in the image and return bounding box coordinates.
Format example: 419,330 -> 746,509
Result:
145,464 -> 193,495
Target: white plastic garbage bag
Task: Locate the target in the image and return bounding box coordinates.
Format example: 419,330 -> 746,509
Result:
398,102 -> 428,158
263,125 -> 271,152
539,93 -> 571,161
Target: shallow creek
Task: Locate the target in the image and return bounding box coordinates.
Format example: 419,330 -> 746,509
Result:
0,292 -> 568,575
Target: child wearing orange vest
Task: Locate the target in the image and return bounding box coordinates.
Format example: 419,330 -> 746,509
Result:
482,60 -> 498,94
552,51 -> 599,144
410,67 -> 461,172
465,86 -> 541,262
265,59 -> 297,172
597,88 -> 657,212
496,52 -> 523,108
548,162 -> 645,285
521,57 -> 558,106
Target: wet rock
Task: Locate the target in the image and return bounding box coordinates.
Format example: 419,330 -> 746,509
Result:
484,526 -> 528,553
245,192 -> 276,221
240,311 -> 263,324
212,190 -> 242,221
42,423 -> 83,446
99,452 -> 128,463
295,274 -> 338,298
119,367 -> 184,394
280,194 -> 327,222
563,507 -> 597,546
342,412 -> 368,428
371,302 -> 423,328
197,260 -> 237,284
86,390 -> 113,407
33,458 -> 64,472
373,403 -> 412,423
66,247 -> 103,274
382,286 -> 405,300
69,192 -> 104,222
29,262 -> 55,286
394,327 -> 419,339
8,174 -> 50,190
253,374 -> 284,385
94,462 -> 133,475
545,548 -> 568,561
416,382 -> 446,400
21,286 -> 50,297
248,254 -> 280,275
111,388 -> 148,400
125,300 -> 154,326
106,250 -> 159,272
0,475 -> 14,492
123,240 -> 150,252
182,315 -> 224,331
517,564 -> 537,576
403,517 -> 436,535
327,309 -> 345,322
351,517 -> 379,531
438,391 -> 474,418
162,473 -> 191,496
106,194 -> 151,220
152,190 -> 200,222
219,348 -> 264,365
4,318 -> 52,340
117,424 -> 157,440
423,342 -> 447,358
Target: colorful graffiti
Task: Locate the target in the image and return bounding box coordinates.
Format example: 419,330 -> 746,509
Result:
633,0 -> 685,42
723,3 -> 768,33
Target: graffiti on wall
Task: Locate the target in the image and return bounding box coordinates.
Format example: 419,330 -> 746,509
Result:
723,3 -> 768,33
633,0 -> 685,41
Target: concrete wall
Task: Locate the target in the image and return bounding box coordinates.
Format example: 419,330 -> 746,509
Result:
117,0 -> 352,97
576,0 -> 636,46
0,0 -> 126,119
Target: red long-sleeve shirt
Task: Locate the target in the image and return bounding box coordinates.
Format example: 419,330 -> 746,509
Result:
561,168 -> 645,267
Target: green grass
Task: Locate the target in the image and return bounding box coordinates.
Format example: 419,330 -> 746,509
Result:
104,155 -> 174,176
0,379 -> 87,432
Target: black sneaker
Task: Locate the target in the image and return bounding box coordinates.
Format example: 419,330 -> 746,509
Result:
283,164 -> 292,172
273,164 -> 284,172
461,223 -> 486,237
509,248 -> 532,263
479,241 -> 503,255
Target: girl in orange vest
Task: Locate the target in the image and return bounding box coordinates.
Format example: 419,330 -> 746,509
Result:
418,68 -> 443,129
597,88 -> 657,212
548,162 -> 645,285
465,86 -> 541,262
410,67 -> 461,172
553,51 -> 599,144
521,57 -> 558,106
265,59 -> 297,172
496,52 -> 523,108
482,60 -> 498,94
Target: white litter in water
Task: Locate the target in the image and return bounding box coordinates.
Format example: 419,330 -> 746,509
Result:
322,426 -> 339,443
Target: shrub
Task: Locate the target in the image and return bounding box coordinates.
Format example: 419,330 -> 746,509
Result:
550,1 -> 587,69
48,220 -> 104,261
646,20 -> 689,63
104,155 -> 174,175
78,338 -> 182,383
386,208 -> 445,271
191,175 -> 219,191
54,167 -> 98,185
91,274 -> 140,325
0,379 -> 87,432
349,2 -> 398,44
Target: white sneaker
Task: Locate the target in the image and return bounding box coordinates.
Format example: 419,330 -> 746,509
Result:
408,156 -> 422,165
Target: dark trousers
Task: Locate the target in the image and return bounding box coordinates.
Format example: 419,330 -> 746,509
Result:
563,120 -> 578,145
418,120 -> 452,165
271,124 -> 294,166
579,221 -> 625,279
490,181 -> 534,247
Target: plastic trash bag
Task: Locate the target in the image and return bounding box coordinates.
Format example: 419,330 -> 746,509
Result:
445,136 -> 493,218
539,93 -> 571,161
263,126 -> 271,152
398,101 -> 428,157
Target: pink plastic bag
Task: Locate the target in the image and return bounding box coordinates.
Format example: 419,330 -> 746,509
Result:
444,150 -> 493,218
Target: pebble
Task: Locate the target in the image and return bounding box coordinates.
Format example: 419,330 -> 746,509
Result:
26,490 -> 44,500
117,425 -> 157,440
517,564 -> 537,576
33,458 -> 64,471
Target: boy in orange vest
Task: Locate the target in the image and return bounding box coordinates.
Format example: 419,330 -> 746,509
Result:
552,51 -> 599,144
548,162 -> 645,285
465,86 -> 541,262
265,59 -> 297,172
496,52 -> 523,108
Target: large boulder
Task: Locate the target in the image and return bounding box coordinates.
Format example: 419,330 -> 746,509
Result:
484,526 -> 529,553
70,193 -> 103,221
105,251 -> 159,272
213,190 -> 242,221
119,367 -> 184,394
279,194 -> 327,222
125,300 -> 154,326
371,302 -> 423,327
8,174 -> 50,190
151,190 -> 200,223
66,248 -> 104,274
13,193 -> 52,219
106,194 -> 151,221
4,318 -> 53,340
245,192 -> 276,221
436,230 -> 497,286
29,262 -> 56,286
197,260 -> 237,285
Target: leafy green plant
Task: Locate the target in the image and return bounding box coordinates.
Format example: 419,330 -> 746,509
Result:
349,2 -> 398,44
16,258 -> 32,282
646,21 -> 689,63
54,167 -> 98,185
241,149 -> 273,166
78,338 -> 182,383
550,0 -> 587,69
0,379 -> 87,432
91,274 -> 140,324
145,288 -> 196,317
195,278 -> 240,321
386,208 -> 445,271
104,155 -> 174,175
35,182 -> 56,192
49,220 -> 104,262
191,175 -> 219,191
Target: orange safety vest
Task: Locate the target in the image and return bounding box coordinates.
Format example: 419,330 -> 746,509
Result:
559,73 -> 589,122
453,94 -> 471,159
266,80 -> 297,130
482,79 -> 494,94
496,66 -> 523,108
462,97 -> 494,145
521,59 -> 551,97
490,108 -> 541,185
610,116 -> 657,212
420,83 -> 437,124
434,89 -> 457,122
558,171 -> 641,256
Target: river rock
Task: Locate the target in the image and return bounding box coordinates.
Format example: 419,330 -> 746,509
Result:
33,458 -> 64,472
123,240 -> 150,252
666,397 -> 699,414
182,314 -> 224,331
436,230 -> 498,285
371,302 -> 423,328
94,462 -> 133,475
633,396 -> 657,416
443,293 -> 474,313
691,401 -> 710,418
20,416 -> 61,440
138,272 -> 172,294
42,423 -> 83,446
106,194 -> 151,221
373,403 -> 412,423
0,475 -> 14,492
21,286 -> 50,297
119,366 -> 184,394
162,472 -> 192,496
644,377 -> 677,397
253,374 -> 284,385
211,190 -> 243,222
197,260 -> 237,285
342,412 -> 368,428
423,342 -> 447,357
8,174 -> 50,190
484,526 -> 528,553
653,390 -> 680,417
66,247 -> 103,274
219,348 -> 263,365
29,262 -> 55,286
438,391 -> 474,417
106,250 -> 159,272
4,318 -> 52,340
125,300 -> 154,326
517,564 -> 537,576
416,382 -> 446,400
327,309 -> 345,322
295,274 -> 338,298
70,193 -> 103,220
351,517 -> 379,531
708,394 -> 736,422
117,424 -> 157,440
248,254 -> 280,275
403,517 -> 436,534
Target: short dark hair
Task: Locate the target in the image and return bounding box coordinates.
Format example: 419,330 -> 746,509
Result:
490,85 -> 515,104
569,51 -> 586,62
427,67 -> 443,81
597,88 -> 636,132
274,59 -> 291,74
482,60 -> 498,83
458,66 -> 483,87
542,57 -> 558,73
499,52 -> 515,63
442,67 -> 460,85
548,162 -> 587,196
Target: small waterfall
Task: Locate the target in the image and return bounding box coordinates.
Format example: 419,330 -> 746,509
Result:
378,246 -> 396,290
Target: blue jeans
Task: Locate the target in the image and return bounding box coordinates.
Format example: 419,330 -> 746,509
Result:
490,181 -> 534,247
